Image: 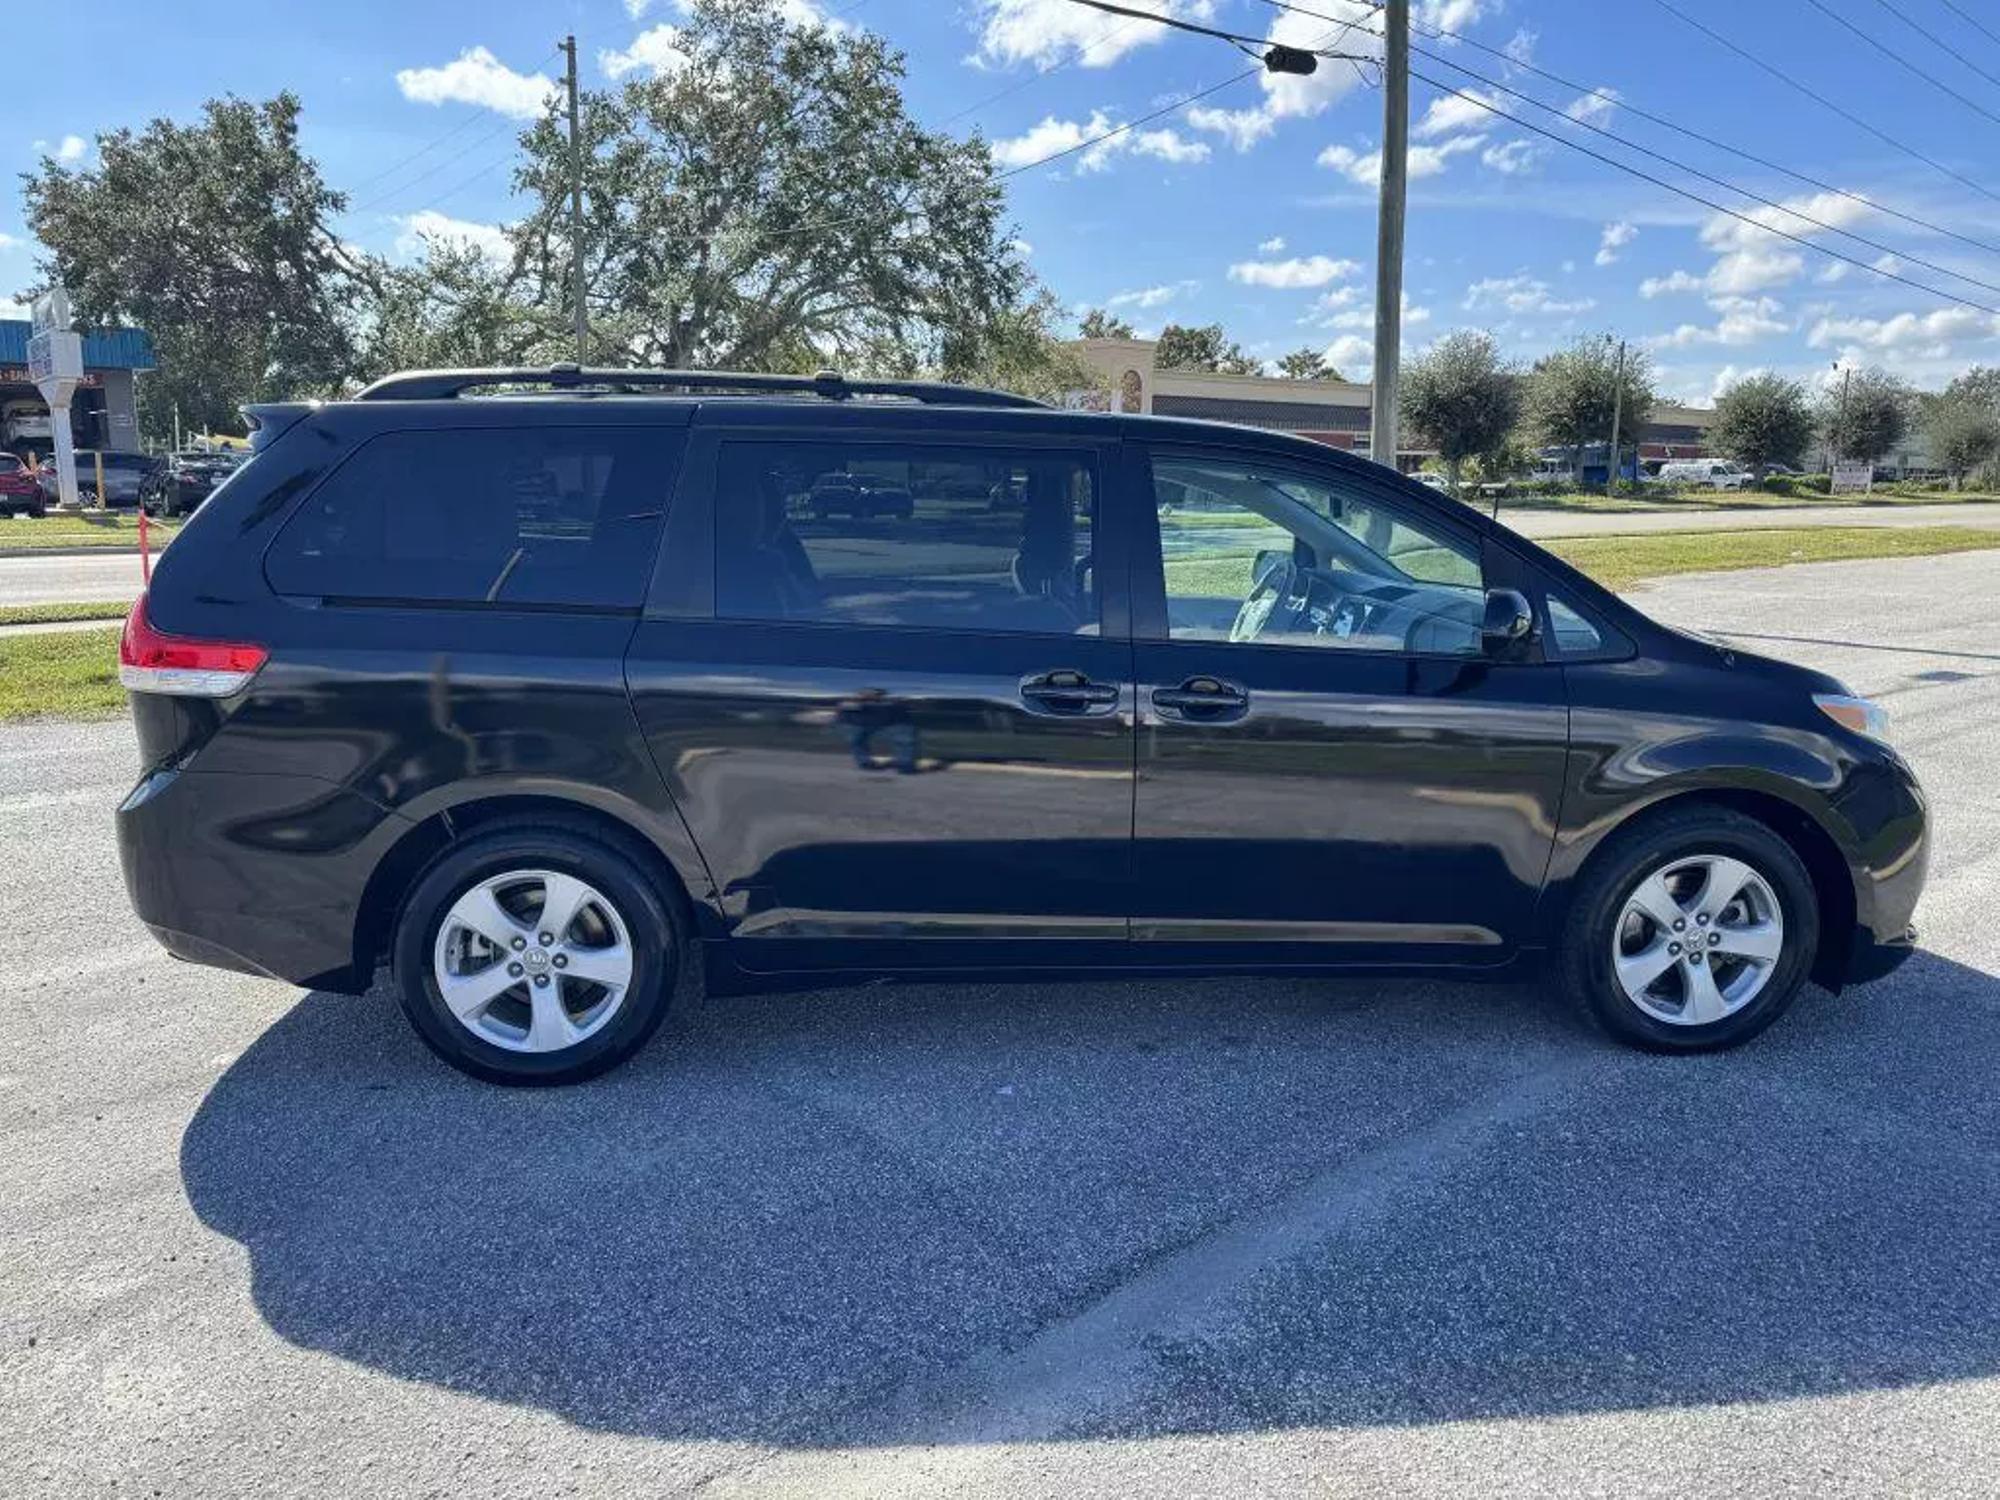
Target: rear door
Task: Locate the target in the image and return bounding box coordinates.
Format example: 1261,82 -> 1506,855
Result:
1128,443 -> 1570,966
625,409 -> 1135,972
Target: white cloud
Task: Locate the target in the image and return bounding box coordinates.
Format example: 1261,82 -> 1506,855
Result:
1319,133 -> 1483,186
1807,305 -> 2000,354
973,0 -> 1219,70
1319,294 -> 1432,330
601,25 -> 690,79
1186,3 -> 1381,152
1695,189 -> 1871,295
396,47 -> 556,119
991,111 -> 1206,172
1480,139 -> 1540,175
1705,364 -> 1768,404
1010,237 -> 1034,257
1595,220 -> 1637,267
1871,252 -> 1901,276
1107,280 -> 1198,309
1258,235 -> 1287,254
1185,104 -> 1276,153
1463,273 -> 1595,315
1502,28 -> 1536,65
0,298 -> 26,320
1322,332 -> 1375,374
0,230 -> 19,252
1640,269 -> 1706,298
1563,88 -> 1618,127
33,135 -> 88,163
1229,254 -> 1360,289
1651,294 -> 1791,348
1816,261 -> 1850,284
1417,88 -> 1505,138
1419,0 -> 1499,29
395,210 -> 512,266
1305,285 -> 1364,321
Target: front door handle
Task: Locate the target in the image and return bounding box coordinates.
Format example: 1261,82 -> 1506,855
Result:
1021,669 -> 1121,715
1151,676 -> 1250,721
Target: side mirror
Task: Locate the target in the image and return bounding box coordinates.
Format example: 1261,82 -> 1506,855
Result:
1480,587 -> 1535,656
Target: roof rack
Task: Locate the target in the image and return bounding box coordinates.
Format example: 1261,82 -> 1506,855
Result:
354,364 -> 1047,409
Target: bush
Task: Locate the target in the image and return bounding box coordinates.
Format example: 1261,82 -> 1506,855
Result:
1761,473 -> 1831,497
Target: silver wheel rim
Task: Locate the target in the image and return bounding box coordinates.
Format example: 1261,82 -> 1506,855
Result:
1611,853 -> 1786,1027
431,868 -> 634,1054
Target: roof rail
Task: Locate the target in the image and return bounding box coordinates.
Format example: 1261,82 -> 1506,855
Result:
353,364 -> 1047,409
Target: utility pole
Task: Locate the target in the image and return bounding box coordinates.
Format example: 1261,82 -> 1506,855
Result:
560,34 -> 588,364
1832,362 -> 1852,467
1605,338 -> 1626,495
1369,0 -> 1409,470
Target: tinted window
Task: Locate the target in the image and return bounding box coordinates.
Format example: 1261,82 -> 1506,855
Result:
1153,456 -> 1485,655
1547,594 -> 1606,655
714,440 -> 1096,635
268,427 -> 674,609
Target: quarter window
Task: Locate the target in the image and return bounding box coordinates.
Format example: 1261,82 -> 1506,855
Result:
266,427 -> 676,609
714,440 -> 1097,636
1153,455 -> 1485,655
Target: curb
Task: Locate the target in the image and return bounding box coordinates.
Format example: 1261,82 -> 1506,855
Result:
0,546 -> 154,560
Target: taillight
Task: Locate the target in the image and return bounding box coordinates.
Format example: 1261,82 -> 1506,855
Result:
118,595 -> 267,698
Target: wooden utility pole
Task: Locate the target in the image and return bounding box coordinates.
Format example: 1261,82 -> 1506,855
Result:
1605,339 -> 1626,494
1369,0 -> 1409,470
560,34 -> 588,364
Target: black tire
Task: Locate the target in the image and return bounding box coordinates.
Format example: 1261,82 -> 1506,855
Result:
1560,806 -> 1820,1052
391,825 -> 683,1085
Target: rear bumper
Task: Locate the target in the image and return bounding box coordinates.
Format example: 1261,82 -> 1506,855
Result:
117,764 -> 404,994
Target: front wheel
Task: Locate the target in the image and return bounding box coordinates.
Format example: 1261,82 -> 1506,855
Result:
392,826 -> 682,1084
1561,807 -> 1820,1052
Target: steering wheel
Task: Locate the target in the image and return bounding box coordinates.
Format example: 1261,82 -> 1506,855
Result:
1229,555 -> 1305,643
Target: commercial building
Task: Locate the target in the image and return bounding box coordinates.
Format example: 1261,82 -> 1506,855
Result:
1068,336 -> 1715,467
0,320 -> 154,458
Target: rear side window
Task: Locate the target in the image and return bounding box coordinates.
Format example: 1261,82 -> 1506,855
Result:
267,427 -> 676,609
713,439 -> 1097,636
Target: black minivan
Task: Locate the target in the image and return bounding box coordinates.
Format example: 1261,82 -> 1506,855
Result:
116,367 -> 1926,1084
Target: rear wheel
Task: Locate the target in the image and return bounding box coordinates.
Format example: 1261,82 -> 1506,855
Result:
392,826 -> 681,1084
1561,807 -> 1819,1051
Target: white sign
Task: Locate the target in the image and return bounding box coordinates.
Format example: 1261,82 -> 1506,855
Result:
27,282 -> 83,510
29,286 -> 71,336
27,329 -> 83,385
1830,459 -> 1873,494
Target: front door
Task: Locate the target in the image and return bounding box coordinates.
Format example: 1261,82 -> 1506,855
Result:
1129,445 -> 1570,965
625,418 -> 1134,970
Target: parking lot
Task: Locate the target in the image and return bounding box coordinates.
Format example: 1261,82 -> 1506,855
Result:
3,550 -> 1997,1497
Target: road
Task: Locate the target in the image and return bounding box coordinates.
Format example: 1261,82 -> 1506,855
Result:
0,549 -> 149,606
2,551 -> 1997,1497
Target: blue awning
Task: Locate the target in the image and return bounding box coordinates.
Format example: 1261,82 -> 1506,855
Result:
0,319 -> 156,370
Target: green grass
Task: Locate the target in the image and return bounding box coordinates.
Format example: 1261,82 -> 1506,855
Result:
0,601 -> 132,627
1545,525 -> 2000,591
1487,487 -> 2000,515
0,513 -> 179,548
0,628 -> 125,722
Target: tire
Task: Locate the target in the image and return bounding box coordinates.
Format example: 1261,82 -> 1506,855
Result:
1560,806 -> 1820,1052
391,825 -> 683,1085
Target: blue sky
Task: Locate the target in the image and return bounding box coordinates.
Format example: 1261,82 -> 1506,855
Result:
6,0 -> 2000,405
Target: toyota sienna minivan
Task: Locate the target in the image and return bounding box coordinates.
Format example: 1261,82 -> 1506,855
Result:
115,366 -> 1926,1084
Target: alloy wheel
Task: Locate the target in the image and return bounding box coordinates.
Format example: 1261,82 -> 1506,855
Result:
431,868 -> 634,1053
1611,853 -> 1786,1027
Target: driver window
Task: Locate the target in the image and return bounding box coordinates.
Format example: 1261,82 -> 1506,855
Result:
1152,455 -> 1485,655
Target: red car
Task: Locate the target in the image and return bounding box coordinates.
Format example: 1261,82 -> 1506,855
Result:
0,454 -> 46,517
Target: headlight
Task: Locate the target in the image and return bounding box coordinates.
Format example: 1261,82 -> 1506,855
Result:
1814,692 -> 1891,743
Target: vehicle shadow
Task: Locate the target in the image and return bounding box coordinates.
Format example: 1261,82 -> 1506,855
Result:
180,952 -> 2000,1448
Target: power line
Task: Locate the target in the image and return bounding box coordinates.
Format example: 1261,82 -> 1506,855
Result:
348,112 -> 526,216
1407,41 -> 2000,299
940,11 -> 1160,127
1647,0 -> 2000,205
996,67 -> 1261,177
1261,0 -> 2000,260
1801,0 -> 2000,129
1406,64 -> 2000,316
1060,0 -> 1291,56
1936,0 -> 2000,51
343,109 -> 494,199
1866,0 -> 2000,91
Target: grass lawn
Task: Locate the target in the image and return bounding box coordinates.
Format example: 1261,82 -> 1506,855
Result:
1489,488 -> 2000,516
0,513 -> 179,549
1545,525 -> 2000,591
0,600 -> 133,627
0,628 -> 125,722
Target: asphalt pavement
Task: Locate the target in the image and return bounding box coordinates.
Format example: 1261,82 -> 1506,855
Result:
1,551 -> 1997,1497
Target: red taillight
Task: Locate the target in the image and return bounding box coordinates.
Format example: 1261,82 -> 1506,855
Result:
118,595 -> 267,698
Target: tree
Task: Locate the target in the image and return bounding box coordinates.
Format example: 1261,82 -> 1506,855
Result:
1154,321 -> 1262,375
1710,372 -> 1813,480
936,287 -> 1105,404
1524,336 -> 1655,483
1276,346 -> 1336,380
1076,308 -> 1136,340
348,239 -> 554,380
1918,373 -> 2000,489
1399,331 -> 1521,495
1819,366 -> 1909,464
506,0 -> 1022,374
23,93 -> 358,438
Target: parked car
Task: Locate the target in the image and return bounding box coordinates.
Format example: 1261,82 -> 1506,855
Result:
808,470 -> 915,520
39,450 -> 157,508
116,367 -> 1926,1085
139,450 -> 245,516
1,398 -> 53,449
1411,470 -> 1453,495
0,453 -> 45,517
1654,459 -> 1754,491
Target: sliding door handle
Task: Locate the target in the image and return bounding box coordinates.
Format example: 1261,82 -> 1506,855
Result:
1151,676 -> 1249,720
1021,669 -> 1121,715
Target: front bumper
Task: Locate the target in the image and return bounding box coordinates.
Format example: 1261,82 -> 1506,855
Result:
1846,923 -> 1919,985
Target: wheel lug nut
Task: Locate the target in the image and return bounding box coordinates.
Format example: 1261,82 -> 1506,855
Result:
1709,932 -> 1721,946
510,936 -> 526,951
1696,913 -> 1709,926
507,962 -> 523,977
1689,952 -> 1704,965
533,974 -> 550,987
552,954 -> 568,969
1669,942 -> 1681,955
1672,918 -> 1685,932
538,932 -> 553,946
